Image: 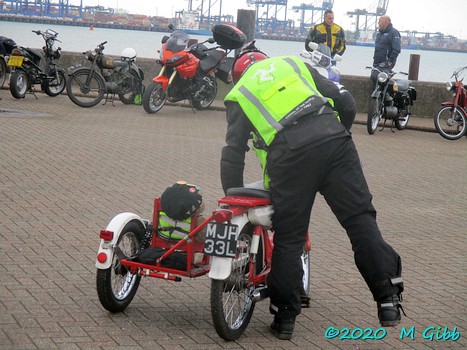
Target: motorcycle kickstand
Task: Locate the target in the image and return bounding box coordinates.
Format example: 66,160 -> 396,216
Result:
188,100 -> 196,114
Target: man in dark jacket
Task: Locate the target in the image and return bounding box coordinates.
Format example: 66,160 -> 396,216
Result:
372,16 -> 401,83
221,52 -> 404,340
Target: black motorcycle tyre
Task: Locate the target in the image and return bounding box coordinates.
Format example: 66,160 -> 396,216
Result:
434,105 -> 467,140
192,75 -> 218,110
67,68 -> 105,108
367,98 -> 381,134
9,69 -> 29,99
142,81 -> 167,113
96,220 -> 144,313
0,57 -> 7,88
118,68 -> 143,105
395,95 -> 412,130
42,69 -> 66,97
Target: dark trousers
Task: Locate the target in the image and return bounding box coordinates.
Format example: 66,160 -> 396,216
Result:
266,136 -> 402,319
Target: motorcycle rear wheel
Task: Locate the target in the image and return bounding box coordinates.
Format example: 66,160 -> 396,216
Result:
395,97 -> 412,130
9,69 -> 28,99
192,76 -> 218,110
143,81 -> 166,113
42,70 -> 66,97
67,69 -> 105,108
96,220 -> 144,313
434,105 -> 467,140
367,98 -> 382,134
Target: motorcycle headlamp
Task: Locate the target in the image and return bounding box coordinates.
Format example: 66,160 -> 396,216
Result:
377,72 -> 389,83
446,82 -> 454,91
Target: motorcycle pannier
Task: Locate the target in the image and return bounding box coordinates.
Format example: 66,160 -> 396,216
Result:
216,57 -> 234,84
212,24 -> 247,50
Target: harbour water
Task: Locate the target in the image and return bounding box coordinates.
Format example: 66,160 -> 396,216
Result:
2,20 -> 466,83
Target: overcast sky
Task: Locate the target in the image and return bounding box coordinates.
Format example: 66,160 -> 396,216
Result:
73,0 -> 466,39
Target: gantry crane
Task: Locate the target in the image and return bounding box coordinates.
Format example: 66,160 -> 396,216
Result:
346,0 -> 389,41
291,1 -> 334,36
0,0 -> 83,18
246,0 -> 290,35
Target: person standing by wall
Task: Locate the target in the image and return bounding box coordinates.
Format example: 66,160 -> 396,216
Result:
305,9 -> 346,58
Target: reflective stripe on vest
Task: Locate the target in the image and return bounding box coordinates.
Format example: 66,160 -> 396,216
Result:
159,212 -> 191,240
225,56 -> 333,146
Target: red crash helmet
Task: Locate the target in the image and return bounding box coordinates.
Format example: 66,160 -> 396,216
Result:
232,50 -> 269,84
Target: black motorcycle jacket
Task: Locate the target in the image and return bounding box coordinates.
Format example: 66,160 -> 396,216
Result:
220,63 -> 356,194
373,23 -> 401,67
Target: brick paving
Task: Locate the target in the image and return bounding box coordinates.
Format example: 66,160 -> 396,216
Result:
0,91 -> 466,349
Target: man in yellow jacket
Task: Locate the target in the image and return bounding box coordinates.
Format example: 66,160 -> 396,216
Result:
305,9 -> 346,57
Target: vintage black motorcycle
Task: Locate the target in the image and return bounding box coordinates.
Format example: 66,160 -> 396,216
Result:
6,29 -> 66,99
366,66 -> 417,134
66,42 -> 145,107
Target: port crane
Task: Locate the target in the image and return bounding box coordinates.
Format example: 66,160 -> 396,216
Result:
0,0 -> 83,18
246,0 -> 290,36
346,0 -> 389,41
291,1 -> 334,36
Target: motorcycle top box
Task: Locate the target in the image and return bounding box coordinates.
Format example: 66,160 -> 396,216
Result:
212,24 -> 247,49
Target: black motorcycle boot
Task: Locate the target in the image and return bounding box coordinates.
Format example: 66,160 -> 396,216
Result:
270,316 -> 295,340
377,294 -> 403,327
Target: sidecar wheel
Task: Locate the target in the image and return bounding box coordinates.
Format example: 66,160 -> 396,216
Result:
434,105 -> 467,140
0,58 -> 7,88
43,70 -> 66,97
210,230 -> 256,341
142,81 -> 166,113
96,220 -> 144,313
367,98 -> 381,135
9,70 -> 28,99
192,76 -> 217,110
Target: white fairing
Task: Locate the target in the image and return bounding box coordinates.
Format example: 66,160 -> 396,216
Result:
208,213 -> 250,280
95,212 -> 145,269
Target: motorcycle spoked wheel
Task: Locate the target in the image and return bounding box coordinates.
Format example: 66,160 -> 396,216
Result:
9,69 -> 29,99
42,70 -> 66,97
434,105 -> 467,140
96,220 -> 144,313
191,75 -> 218,110
118,71 -> 144,105
66,69 -> 105,108
142,81 -> 167,114
395,96 -> 412,130
367,98 -> 382,134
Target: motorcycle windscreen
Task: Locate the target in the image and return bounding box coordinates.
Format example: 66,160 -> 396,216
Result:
166,31 -> 190,52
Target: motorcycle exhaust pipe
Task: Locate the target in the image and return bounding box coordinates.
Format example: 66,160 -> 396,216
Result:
252,287 -> 269,302
384,106 -> 398,118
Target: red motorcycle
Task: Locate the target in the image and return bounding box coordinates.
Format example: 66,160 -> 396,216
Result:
434,66 -> 467,140
142,24 -> 246,114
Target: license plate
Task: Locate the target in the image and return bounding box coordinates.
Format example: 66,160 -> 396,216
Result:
7,56 -> 24,67
204,222 -> 239,257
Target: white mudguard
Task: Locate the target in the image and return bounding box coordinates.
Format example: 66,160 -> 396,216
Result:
208,213 -> 250,280
95,212 -> 146,270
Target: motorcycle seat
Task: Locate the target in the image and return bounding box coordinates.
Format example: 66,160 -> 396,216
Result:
25,47 -> 44,61
226,186 -> 270,199
199,49 -> 225,74
394,79 -> 412,91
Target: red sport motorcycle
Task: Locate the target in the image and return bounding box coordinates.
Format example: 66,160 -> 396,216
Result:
434,66 -> 467,140
142,24 -> 246,114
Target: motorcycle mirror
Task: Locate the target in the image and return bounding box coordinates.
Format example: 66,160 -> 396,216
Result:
168,23 -> 174,31
333,54 -> 342,62
308,42 -> 319,51
300,50 -> 312,59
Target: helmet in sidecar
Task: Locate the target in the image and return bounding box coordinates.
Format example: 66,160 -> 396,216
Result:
160,181 -> 203,221
231,50 -> 269,84
121,47 -> 137,61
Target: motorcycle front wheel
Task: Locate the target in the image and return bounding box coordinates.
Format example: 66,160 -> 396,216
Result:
192,75 -> 218,110
9,69 -> 28,99
210,231 -> 256,341
142,81 -> 166,113
367,98 -> 382,134
42,69 -> 66,97
434,105 -> 467,140
67,69 -> 105,108
96,220 -> 144,313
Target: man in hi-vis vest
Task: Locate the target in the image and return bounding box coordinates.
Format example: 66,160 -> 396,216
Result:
221,50 -> 404,340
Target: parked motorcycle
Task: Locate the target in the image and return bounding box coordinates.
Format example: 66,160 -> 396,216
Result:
142,24 -> 246,114
0,36 -> 17,88
301,42 -> 342,83
6,29 -> 65,99
66,41 -> 144,107
366,66 -> 417,134
434,66 -> 467,140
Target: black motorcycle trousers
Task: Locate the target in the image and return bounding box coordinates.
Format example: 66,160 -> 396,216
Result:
266,136 -> 403,319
